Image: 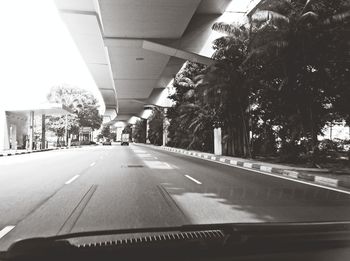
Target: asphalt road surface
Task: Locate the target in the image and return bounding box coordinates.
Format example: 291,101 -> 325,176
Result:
1,143 -> 350,250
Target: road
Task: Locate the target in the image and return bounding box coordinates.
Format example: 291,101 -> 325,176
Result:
1,143 -> 350,250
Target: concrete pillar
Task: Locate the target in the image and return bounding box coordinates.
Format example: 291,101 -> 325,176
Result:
214,127 -> 222,156
28,111 -> 34,150
41,114 -> 46,149
0,110 -> 8,150
162,108 -> 169,146
64,114 -> 68,146
10,125 -> 17,150
68,134 -> 72,148
146,119 -> 150,144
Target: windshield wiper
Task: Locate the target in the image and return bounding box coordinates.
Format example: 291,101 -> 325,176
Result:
2,221 -> 350,261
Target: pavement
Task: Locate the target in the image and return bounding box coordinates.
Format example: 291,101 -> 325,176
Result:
0,146 -> 82,157
139,144 -> 350,191
0,143 -> 350,251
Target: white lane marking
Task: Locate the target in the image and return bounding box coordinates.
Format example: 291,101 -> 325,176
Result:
153,146 -> 350,195
144,161 -> 173,169
184,175 -> 202,185
0,226 -> 15,239
153,157 -> 158,159
90,162 -> 96,167
65,175 -> 80,185
170,164 -> 179,169
133,150 -> 146,153
136,153 -> 153,158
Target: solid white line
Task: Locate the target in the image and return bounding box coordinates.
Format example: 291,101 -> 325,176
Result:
185,175 -> 202,185
90,162 -> 96,167
0,226 -> 15,239
151,146 -> 350,195
65,175 -> 80,185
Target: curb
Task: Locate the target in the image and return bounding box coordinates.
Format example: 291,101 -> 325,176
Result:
0,146 -> 83,157
136,144 -> 350,191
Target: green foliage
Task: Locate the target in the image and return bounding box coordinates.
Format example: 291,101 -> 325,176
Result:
167,61 -> 214,152
110,132 -> 117,142
122,124 -> 133,134
132,119 -> 147,143
148,107 -> 164,146
167,0 -> 349,161
46,85 -> 103,138
101,125 -> 111,139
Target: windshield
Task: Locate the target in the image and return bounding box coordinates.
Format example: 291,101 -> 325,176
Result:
0,0 -> 349,252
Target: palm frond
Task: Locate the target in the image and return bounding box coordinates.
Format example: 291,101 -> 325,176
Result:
258,0 -> 293,16
184,89 -> 195,99
299,11 -> 319,24
252,10 -> 290,26
324,10 -> 350,25
242,40 -> 288,67
212,22 -> 247,37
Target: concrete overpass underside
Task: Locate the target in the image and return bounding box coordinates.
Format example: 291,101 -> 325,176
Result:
54,0 -> 248,124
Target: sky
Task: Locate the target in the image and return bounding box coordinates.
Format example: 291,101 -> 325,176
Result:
0,0 -> 105,113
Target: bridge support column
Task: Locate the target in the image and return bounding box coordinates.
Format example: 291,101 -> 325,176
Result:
162,108 -> 169,146
0,110 -> 10,151
214,127 -> 222,156
146,119 -> 150,144
41,114 -> 46,149
28,111 -> 34,150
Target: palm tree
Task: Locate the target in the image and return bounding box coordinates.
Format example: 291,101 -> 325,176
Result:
211,0 -> 350,159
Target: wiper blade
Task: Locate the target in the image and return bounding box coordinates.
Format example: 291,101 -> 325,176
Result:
2,221 -> 350,261
36,220 -> 350,241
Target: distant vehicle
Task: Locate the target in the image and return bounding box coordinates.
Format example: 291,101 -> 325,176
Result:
121,133 -> 129,146
102,139 -> 111,146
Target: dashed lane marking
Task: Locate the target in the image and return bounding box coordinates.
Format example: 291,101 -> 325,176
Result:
0,226 -> 15,239
184,175 -> 202,185
65,175 -> 80,185
90,162 -> 96,167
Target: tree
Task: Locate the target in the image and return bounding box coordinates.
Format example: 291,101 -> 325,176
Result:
167,62 -> 214,152
122,124 -> 133,134
148,107 -> 164,146
208,0 -> 350,161
46,85 -> 103,142
244,0 -> 350,159
110,132 -> 117,142
133,119 -> 147,143
101,125 -> 111,139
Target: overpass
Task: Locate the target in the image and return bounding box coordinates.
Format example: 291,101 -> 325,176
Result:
54,0 -> 255,124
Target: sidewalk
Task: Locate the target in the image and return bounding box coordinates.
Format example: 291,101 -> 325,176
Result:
0,146 -> 82,157
135,144 -> 350,191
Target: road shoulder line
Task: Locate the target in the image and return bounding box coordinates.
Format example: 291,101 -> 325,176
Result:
134,144 -> 350,194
